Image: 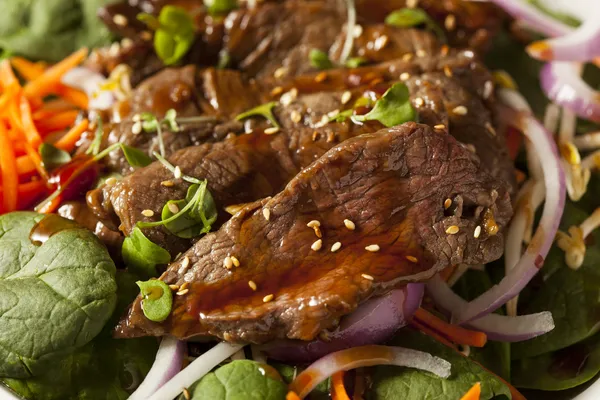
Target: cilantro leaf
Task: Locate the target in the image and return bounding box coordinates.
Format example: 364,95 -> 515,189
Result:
309,49 -> 333,70
161,182 -> 218,239
39,143 -> 71,171
204,0 -> 238,15
385,8 -> 445,41
235,102 -> 281,128
353,83 -> 416,127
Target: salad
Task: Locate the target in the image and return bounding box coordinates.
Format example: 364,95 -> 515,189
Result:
0,0 -> 599,399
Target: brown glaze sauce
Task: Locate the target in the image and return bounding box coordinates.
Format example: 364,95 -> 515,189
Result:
29,214 -> 79,246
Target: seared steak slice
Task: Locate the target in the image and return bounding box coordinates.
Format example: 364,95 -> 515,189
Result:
114,122 -> 512,342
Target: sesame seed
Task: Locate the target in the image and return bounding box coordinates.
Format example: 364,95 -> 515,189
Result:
312,131 -> 319,141
402,53 -> 414,62
444,14 -> 456,31
344,219 -> 356,230
416,49 -> 426,58
132,114 -> 141,122
311,239 -> 323,251
180,282 -> 189,291
263,294 -> 274,303
466,144 -> 476,153
181,256 -> 190,270
415,98 -> 424,107
176,288 -> 189,296
141,209 -> 154,217
274,67 -> 288,79
291,110 -> 302,123
331,242 -> 342,252
263,208 -> 271,221
315,72 -> 328,83
183,388 -> 191,400
361,273 -> 374,280
365,244 -> 380,252
444,65 -> 453,78
452,106 -> 468,115
483,81 -> 494,99
121,38 -> 133,48
280,88 -> 298,106
271,86 -> 283,96
446,225 -> 460,235
230,256 -> 240,267
223,256 -> 233,270
474,225 -> 482,238
406,255 -> 418,263
407,0 -> 419,7
400,72 -> 411,81
327,109 -> 341,118
105,177 -> 118,186
131,121 -> 142,134
109,42 -> 121,56
353,24 -> 363,38
112,14 -> 128,26
169,284 -> 180,291
174,166 -> 182,179
374,35 -> 389,51
485,122 -> 496,136
307,220 -> 321,228
444,198 -> 452,209
326,131 -> 335,143
341,91 -> 352,104
168,203 -> 180,214
434,124 -> 446,131
248,280 -> 257,291
264,127 -> 280,135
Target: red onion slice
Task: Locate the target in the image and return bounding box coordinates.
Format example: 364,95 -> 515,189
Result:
541,62 -> 600,122
427,275 -> 555,342
129,337 -> 185,400
289,345 -> 451,398
262,284 -> 424,363
490,0 -> 570,37
452,89 -> 566,324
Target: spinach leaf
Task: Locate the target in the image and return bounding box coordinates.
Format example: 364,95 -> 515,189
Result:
122,226 -> 171,277
353,83 -> 416,127
236,102 -> 281,128
366,329 -> 512,400
512,202 -> 600,359
345,56 -> 368,68
0,0 -> 115,62
0,212 -> 117,378
512,333 -> 600,391
39,143 -> 71,170
160,182 -> 218,238
180,360 -> 288,400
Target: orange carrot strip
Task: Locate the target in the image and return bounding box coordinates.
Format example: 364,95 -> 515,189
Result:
286,392 -> 301,400
33,106 -> 75,121
331,371 -> 351,400
460,382 -> 481,400
37,194 -> 62,214
22,141 -> 47,181
11,57 -> 45,81
414,308 -> 487,348
19,95 -> 43,149
0,122 -> 18,211
0,180 -> 46,209
16,154 -> 36,175
8,97 -> 23,131
53,119 -> 89,152
24,48 -> 88,99
410,320 -> 458,350
53,85 -> 89,110
36,110 -> 80,134
0,59 -> 21,90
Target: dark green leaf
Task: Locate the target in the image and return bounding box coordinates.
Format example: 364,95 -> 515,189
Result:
122,226 -> 171,277
235,101 -> 281,128
39,143 -> 71,170
204,0 -> 238,15
354,83 -> 417,127
0,212 -> 117,378
384,8 -> 444,40
309,48 -> 333,70
136,280 -> 173,322
86,117 -> 103,156
345,57 -> 369,68
366,329 -> 512,400
161,182 -> 218,238
179,360 -> 288,400
120,144 -> 152,168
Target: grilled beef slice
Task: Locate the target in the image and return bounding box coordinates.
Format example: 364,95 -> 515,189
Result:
115,122 -> 512,342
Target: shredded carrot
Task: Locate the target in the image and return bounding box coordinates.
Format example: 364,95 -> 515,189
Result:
0,122 -> 18,211
331,371 -> 351,400
11,57 -> 46,81
0,59 -> 21,91
0,180 -> 46,208
286,391 -> 301,400
33,106 -> 76,121
15,154 -> 36,175
414,308 -> 487,348
37,194 -> 63,214
410,320 -> 458,350
17,95 -> 43,150
460,382 -> 481,400
24,48 -> 88,99
7,97 -> 23,131
36,110 -> 80,134
53,119 -> 89,152
53,85 -> 89,110
22,141 -> 48,181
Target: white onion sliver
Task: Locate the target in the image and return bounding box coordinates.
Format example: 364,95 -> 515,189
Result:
147,342 -> 243,400
427,275 -> 555,342
338,0 -> 356,64
289,345 -> 451,398
61,67 -> 115,110
452,89 -> 566,324
129,337 -> 185,400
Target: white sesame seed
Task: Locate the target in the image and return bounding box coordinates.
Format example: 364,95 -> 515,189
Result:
400,72 -> 411,81
223,256 -> 233,270
406,255 -> 418,263
248,281 -> 257,291
168,202 -> 180,214
176,288 -> 189,296
434,124 -> 446,131
344,219 -> 356,230
444,198 -> 452,209
444,14 -> 456,31
181,256 -> 190,270
474,225 -> 482,238
361,273 -> 374,280
416,49 -> 426,58
365,244 -> 380,252
263,294 -> 274,303
230,256 -> 240,267
353,24 -> 363,38
105,177 -> 118,186
307,220 -> 321,228
112,14 -> 128,27
331,242 -> 342,252
180,282 -> 189,291
415,98 -> 424,107
452,106 -> 468,115
174,166 -> 182,179
169,284 -> 180,291
327,109 -> 341,119
183,388 -> 191,400
109,42 -> 121,57
374,35 -> 389,51
311,239 -> 323,251
402,53 -> 414,62
132,121 -> 142,135
280,88 -> 298,106
263,208 -> 271,221
121,38 -> 134,48
327,131 -> 335,143
264,127 -> 280,135
274,67 -> 288,79
161,180 -> 174,187
485,122 -> 496,136
132,114 -> 141,122
141,209 -> 154,217
446,225 -> 460,235
341,91 -> 352,105
290,110 -> 302,123
483,81 -> 494,99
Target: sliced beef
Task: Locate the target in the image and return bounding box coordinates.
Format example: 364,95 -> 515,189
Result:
114,122 -> 512,342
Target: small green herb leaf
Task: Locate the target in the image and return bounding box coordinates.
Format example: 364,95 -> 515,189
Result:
217,50 -> 231,69
163,109 -> 180,132
39,143 -> 71,171
204,0 -> 238,15
121,144 -> 153,168
385,8 -> 445,41
122,227 -> 171,277
329,109 -> 353,123
235,102 -> 281,128
140,112 -> 160,133
345,57 -> 368,68
136,280 -> 173,322
353,83 -> 416,127
86,117 -> 103,156
161,182 -> 218,239
309,49 -> 333,70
